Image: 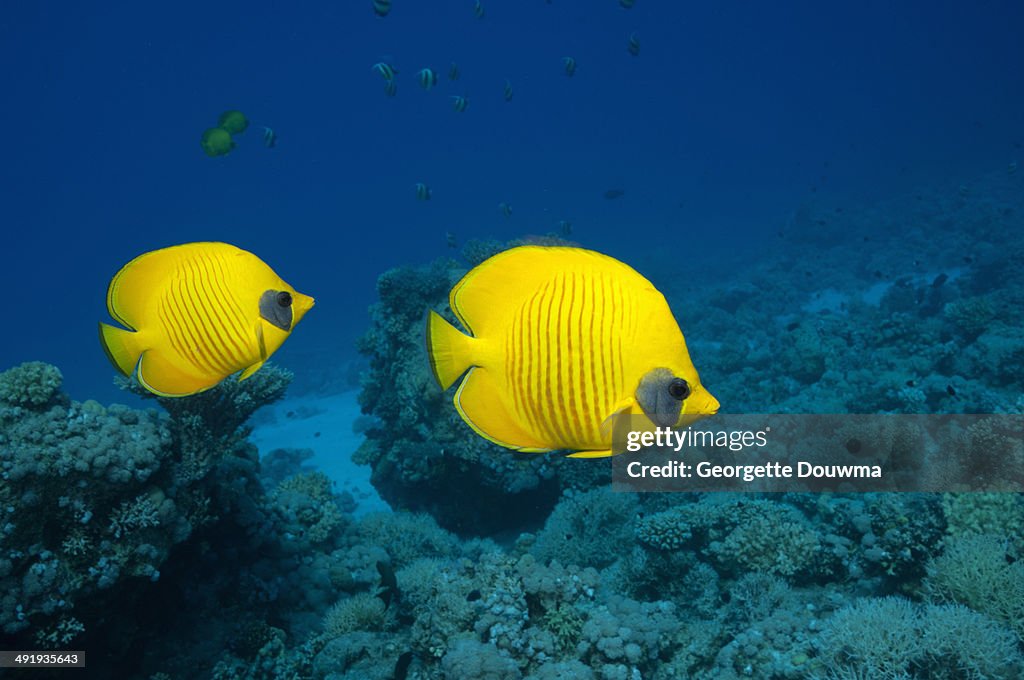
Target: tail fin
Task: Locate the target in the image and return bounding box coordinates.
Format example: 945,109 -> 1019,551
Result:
425,310 -> 475,390
98,323 -> 143,377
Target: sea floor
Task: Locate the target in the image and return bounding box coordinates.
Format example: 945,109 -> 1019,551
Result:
250,390 -> 389,516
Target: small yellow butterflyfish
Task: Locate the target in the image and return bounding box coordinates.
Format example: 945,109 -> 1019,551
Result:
425,246 -> 718,458
99,242 -> 314,397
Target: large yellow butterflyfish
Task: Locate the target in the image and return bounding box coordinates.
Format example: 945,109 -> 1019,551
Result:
99,242 -> 314,397
425,246 -> 718,457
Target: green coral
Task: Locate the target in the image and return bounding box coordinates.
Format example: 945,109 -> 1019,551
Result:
34,616 -> 84,646
711,513 -> 819,577
635,508 -> 693,550
542,603 -> 583,652
0,362 -> 64,408
322,592 -> 387,637
942,492 -> 1024,548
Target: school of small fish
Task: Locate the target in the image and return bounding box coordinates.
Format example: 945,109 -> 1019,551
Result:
363,0 -> 644,228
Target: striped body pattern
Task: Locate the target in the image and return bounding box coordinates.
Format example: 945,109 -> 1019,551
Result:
100,242 -> 313,397
503,267 -> 638,449
152,249 -> 261,377
426,245 -> 715,457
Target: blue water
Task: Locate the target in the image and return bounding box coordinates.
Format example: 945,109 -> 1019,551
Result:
3,0 -> 1021,403
2,2 -> 1024,678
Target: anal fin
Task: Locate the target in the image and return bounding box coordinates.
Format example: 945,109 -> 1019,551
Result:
567,450 -> 614,459
137,350 -> 218,397
455,367 -> 550,452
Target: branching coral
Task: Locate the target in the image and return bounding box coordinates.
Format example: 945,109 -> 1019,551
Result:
122,363 -> 293,485
814,597 -> 1022,679
322,592 -> 388,637
924,533 -> 1024,641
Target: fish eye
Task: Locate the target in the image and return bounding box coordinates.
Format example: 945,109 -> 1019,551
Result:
276,291 -> 293,307
668,378 -> 690,400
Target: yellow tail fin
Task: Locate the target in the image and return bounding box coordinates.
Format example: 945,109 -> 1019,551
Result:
98,323 -> 143,377
425,310 -> 476,390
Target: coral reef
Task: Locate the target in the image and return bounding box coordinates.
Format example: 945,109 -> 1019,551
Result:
0,363 -> 174,639
0,361 -> 360,678
636,498 -> 825,579
4,173 -> 1024,679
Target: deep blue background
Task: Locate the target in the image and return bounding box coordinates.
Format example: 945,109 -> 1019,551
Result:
2,0 -> 1021,403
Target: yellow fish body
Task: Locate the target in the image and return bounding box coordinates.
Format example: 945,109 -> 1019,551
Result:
426,246 -> 718,457
99,242 -> 314,397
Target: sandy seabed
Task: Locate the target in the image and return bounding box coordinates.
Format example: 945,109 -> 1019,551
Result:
250,390 -> 389,516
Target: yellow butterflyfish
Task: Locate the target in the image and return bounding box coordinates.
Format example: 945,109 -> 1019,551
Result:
99,242 -> 314,397
425,245 -> 718,457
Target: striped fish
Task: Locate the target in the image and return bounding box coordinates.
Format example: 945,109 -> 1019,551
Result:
417,68 -> 438,90
99,242 -> 314,397
373,62 -> 397,81
451,95 -> 468,112
562,56 -> 576,77
503,78 -> 513,101
425,246 -> 718,457
627,32 -> 640,56
373,0 -> 391,17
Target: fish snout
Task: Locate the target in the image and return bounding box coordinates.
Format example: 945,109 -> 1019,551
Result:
292,292 -> 315,324
685,384 -> 719,416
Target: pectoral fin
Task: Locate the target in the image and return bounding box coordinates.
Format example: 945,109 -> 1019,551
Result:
599,397 -> 637,439
239,361 -> 265,381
